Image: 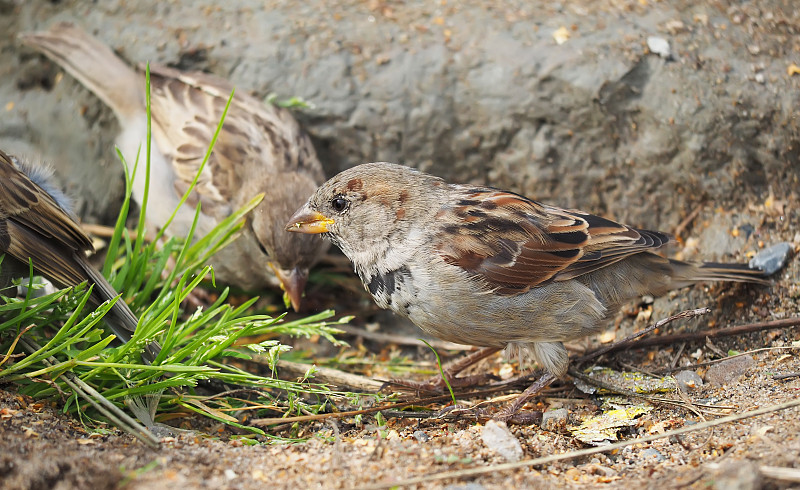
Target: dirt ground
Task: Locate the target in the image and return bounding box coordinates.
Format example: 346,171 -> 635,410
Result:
2,295 -> 800,490
1,197 -> 799,489
2,0 -> 800,489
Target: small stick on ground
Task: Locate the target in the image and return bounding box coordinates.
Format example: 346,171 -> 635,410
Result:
610,316 -> 800,351
673,202 -> 704,239
574,307 -> 711,366
656,345 -> 800,374
275,359 -> 385,392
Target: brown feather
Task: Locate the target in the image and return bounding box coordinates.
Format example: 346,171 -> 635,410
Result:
436,188 -> 675,294
0,150 -> 158,361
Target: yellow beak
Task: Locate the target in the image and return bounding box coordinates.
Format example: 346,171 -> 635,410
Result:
285,206 -> 334,234
269,264 -> 308,312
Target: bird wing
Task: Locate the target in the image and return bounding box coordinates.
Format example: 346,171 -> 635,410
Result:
0,150 -> 157,358
146,64 -> 323,219
0,150 -> 93,255
435,187 -> 672,295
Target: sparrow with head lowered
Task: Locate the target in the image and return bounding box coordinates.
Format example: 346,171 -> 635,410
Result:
20,22 -> 328,310
0,149 -> 159,362
287,162 -> 772,417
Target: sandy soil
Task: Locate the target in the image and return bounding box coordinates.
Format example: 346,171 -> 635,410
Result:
1,0 -> 799,488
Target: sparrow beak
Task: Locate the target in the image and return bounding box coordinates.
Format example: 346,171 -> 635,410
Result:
285,206 -> 334,234
270,264 -> 308,312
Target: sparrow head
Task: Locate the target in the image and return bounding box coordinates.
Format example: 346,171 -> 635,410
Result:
285,162 -> 445,261
251,171 -> 328,311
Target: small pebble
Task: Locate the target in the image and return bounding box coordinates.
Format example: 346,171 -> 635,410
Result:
481,420 -> 523,462
674,370 -> 703,392
541,408 -> 569,431
641,448 -> 666,462
705,356 -> 755,386
444,484 -> 487,490
413,430 -> 429,443
749,242 -> 793,275
647,36 -> 671,58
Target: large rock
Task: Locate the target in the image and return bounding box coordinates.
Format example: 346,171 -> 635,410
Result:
1,0 -> 798,231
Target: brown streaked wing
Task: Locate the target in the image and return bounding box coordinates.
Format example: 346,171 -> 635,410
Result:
146,64 -> 323,216
436,187 -> 675,293
551,209 -> 674,281
436,188 -> 590,294
147,69 -> 232,214
0,151 -> 93,254
4,221 -> 89,289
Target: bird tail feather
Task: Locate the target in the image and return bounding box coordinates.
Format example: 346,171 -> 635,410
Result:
82,263 -> 161,363
669,259 -> 771,287
19,22 -> 143,121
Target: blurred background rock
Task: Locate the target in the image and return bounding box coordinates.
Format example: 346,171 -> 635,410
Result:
1,0 -> 797,243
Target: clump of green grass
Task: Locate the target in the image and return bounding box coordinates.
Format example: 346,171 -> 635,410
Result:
0,66 -> 367,444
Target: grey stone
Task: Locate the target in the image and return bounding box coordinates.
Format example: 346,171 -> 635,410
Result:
540,408 -> 569,431
705,356 -> 756,386
646,36 -> 671,59
444,484 -> 487,490
481,420 -> 523,462
749,242 -> 793,276
674,370 -> 703,392
710,459 -> 762,490
412,430 -> 429,443
641,448 -> 666,462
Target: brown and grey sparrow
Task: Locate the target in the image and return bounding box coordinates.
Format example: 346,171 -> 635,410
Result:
0,149 -> 159,361
20,23 -> 328,310
287,163 -> 771,416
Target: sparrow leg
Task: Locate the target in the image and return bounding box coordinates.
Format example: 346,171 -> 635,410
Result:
492,371 -> 557,423
384,347 -> 502,393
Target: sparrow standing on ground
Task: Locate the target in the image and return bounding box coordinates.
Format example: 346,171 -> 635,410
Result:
20,23 -> 328,311
0,149 -> 159,362
287,162 -> 771,417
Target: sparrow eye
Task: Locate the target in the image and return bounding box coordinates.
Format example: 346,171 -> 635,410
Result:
330,196 -> 349,213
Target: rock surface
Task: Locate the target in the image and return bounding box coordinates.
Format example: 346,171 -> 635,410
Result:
705,355 -> 756,386
1,0 -> 797,230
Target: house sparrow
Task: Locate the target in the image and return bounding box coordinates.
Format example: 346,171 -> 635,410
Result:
0,149 -> 159,362
20,22 -> 328,311
287,162 -> 770,411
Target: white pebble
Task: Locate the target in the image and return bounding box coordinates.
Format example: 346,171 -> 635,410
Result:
481,420 -> 523,462
647,36 -> 671,58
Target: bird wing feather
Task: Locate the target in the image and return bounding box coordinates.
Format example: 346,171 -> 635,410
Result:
146,64 -> 323,219
435,187 -> 673,295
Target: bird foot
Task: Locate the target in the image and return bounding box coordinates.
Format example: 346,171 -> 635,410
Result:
491,371 -> 556,423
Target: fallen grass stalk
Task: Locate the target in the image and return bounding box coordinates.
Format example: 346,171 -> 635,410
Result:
573,307 -> 711,365
360,397 -> 800,489
18,337 -> 159,448
602,316 -> 800,352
